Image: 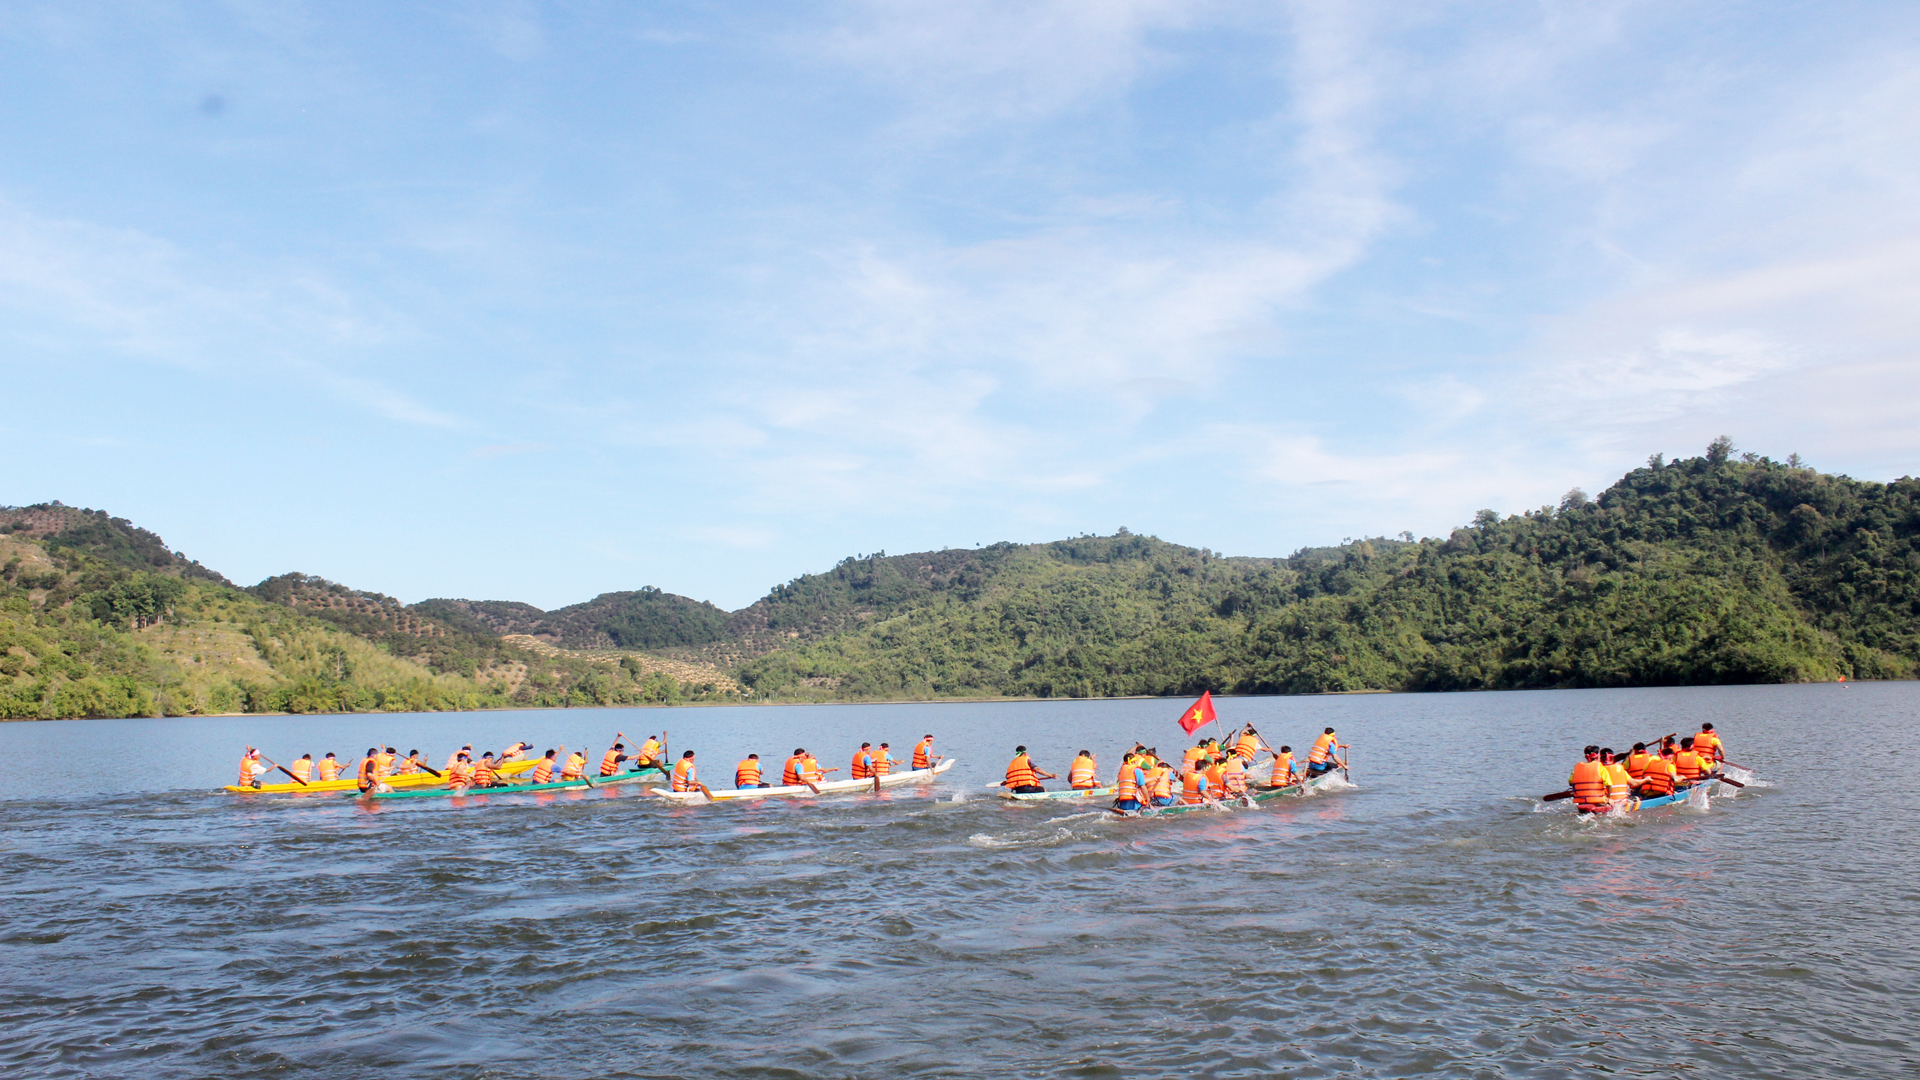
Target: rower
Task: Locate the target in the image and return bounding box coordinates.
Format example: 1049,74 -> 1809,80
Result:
394,750 -> 424,776
238,748 -> 269,789
1182,742 -> 1209,768
1233,727 -> 1261,764
1639,749 -> 1678,800
447,752 -> 475,788
1672,737 -> 1713,786
872,743 -> 894,776
1145,759 -> 1176,807
736,753 -> 769,789
1600,748 -> 1632,809
1178,760 -> 1212,805
1307,728 -> 1347,775
912,735 -> 936,770
318,752 -> 342,781
1003,746 -> 1054,794
850,743 -> 875,780
1068,750 -> 1098,790
801,750 -> 831,784
1203,754 -> 1227,795
377,747 -> 398,775
782,749 -> 808,786
502,741 -> 532,762
473,753 -> 499,788
1112,752 -> 1146,812
634,735 -> 666,772
356,747 -> 388,794
531,749 -> 558,784
288,753 -> 314,783
670,750 -> 699,793
600,742 -> 627,777
560,750 -> 588,781
1567,745 -> 1610,813
445,745 -> 473,773
1266,744 -> 1297,789
1221,754 -> 1250,797
1624,743 -> 1656,783
1696,724 -> 1725,764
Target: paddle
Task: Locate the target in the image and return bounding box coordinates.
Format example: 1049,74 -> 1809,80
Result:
1541,789 -> 1577,802
696,781 -> 716,803
1709,774 -> 1746,789
255,751 -> 308,787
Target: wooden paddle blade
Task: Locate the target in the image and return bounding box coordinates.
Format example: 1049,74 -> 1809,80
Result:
1712,775 -> 1746,788
1541,790 -> 1577,802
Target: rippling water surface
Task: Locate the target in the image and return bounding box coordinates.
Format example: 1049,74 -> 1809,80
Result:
2,683 -> 1916,1078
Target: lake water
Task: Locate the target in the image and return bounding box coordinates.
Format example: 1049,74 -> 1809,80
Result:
1,683 -> 1914,1078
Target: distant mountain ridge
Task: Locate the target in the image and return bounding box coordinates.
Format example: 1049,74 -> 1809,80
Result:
6,440 -> 1920,718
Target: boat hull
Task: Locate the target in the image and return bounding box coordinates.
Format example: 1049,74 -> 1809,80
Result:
998,785 -> 1115,801
648,758 -> 957,801
1580,779 -> 1720,815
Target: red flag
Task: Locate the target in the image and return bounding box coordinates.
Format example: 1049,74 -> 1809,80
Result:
1176,691 -> 1216,735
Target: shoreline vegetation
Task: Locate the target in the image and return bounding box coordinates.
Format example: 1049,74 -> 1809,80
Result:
5,439 -> 1917,721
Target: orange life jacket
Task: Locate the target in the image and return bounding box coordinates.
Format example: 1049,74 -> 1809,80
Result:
912,739 -> 933,770
1222,758 -> 1248,795
238,757 -> 261,786
638,739 -> 663,764
1310,733 -> 1337,764
318,758 -> 340,781
1271,752 -> 1294,785
1068,755 -> 1097,789
1696,732 -> 1722,761
1568,759 -> 1609,809
357,757 -> 379,790
851,750 -> 872,780
1147,766 -> 1174,800
600,749 -> 622,776
1233,733 -> 1259,762
1179,768 -> 1210,805
671,759 -> 697,792
871,749 -> 892,776
449,760 -> 474,785
1204,761 -> 1226,791
1625,751 -> 1655,780
288,759 -> 312,782
736,759 -> 762,786
474,759 -> 496,786
561,754 -> 586,780
1674,750 -> 1709,782
782,756 -> 805,786
1640,761 -> 1676,797
1005,753 -> 1038,788
1183,746 -> 1207,766
533,759 -> 555,784
1115,763 -> 1141,801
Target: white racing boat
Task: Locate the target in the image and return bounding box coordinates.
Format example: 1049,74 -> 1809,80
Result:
646,757 -> 956,801
997,785 -> 1115,801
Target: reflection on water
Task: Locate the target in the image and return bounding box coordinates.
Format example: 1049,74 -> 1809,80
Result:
1,682 -> 1915,1078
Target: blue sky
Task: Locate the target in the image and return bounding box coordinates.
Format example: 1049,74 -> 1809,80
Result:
4,1 -> 1918,611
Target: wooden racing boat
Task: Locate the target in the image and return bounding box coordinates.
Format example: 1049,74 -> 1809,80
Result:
358,765 -> 666,800
1109,770 -> 1341,817
647,758 -> 956,801
1579,778 -> 1720,815
998,785 -> 1115,801
222,756 -> 539,794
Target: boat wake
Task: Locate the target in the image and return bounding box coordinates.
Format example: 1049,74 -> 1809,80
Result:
966,827 -> 1077,850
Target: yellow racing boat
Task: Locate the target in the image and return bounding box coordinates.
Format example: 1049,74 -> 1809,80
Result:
222,757 -> 539,794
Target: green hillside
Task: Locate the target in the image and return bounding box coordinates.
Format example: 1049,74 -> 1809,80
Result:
0,509 -> 739,719
734,443 -> 1919,698
6,441 -> 1916,718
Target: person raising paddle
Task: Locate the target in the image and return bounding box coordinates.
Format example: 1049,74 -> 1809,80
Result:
1306,728 -> 1347,776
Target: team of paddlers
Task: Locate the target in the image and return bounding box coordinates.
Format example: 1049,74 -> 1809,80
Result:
993,724 -> 1350,812
1559,723 -> 1734,813
236,731 -> 945,796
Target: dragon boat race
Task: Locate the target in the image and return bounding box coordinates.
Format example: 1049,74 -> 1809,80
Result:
3,684 -> 1914,1078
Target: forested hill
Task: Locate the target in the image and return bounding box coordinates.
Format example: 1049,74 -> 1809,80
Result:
6,442 -> 1919,718
732,445 -> 1920,698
